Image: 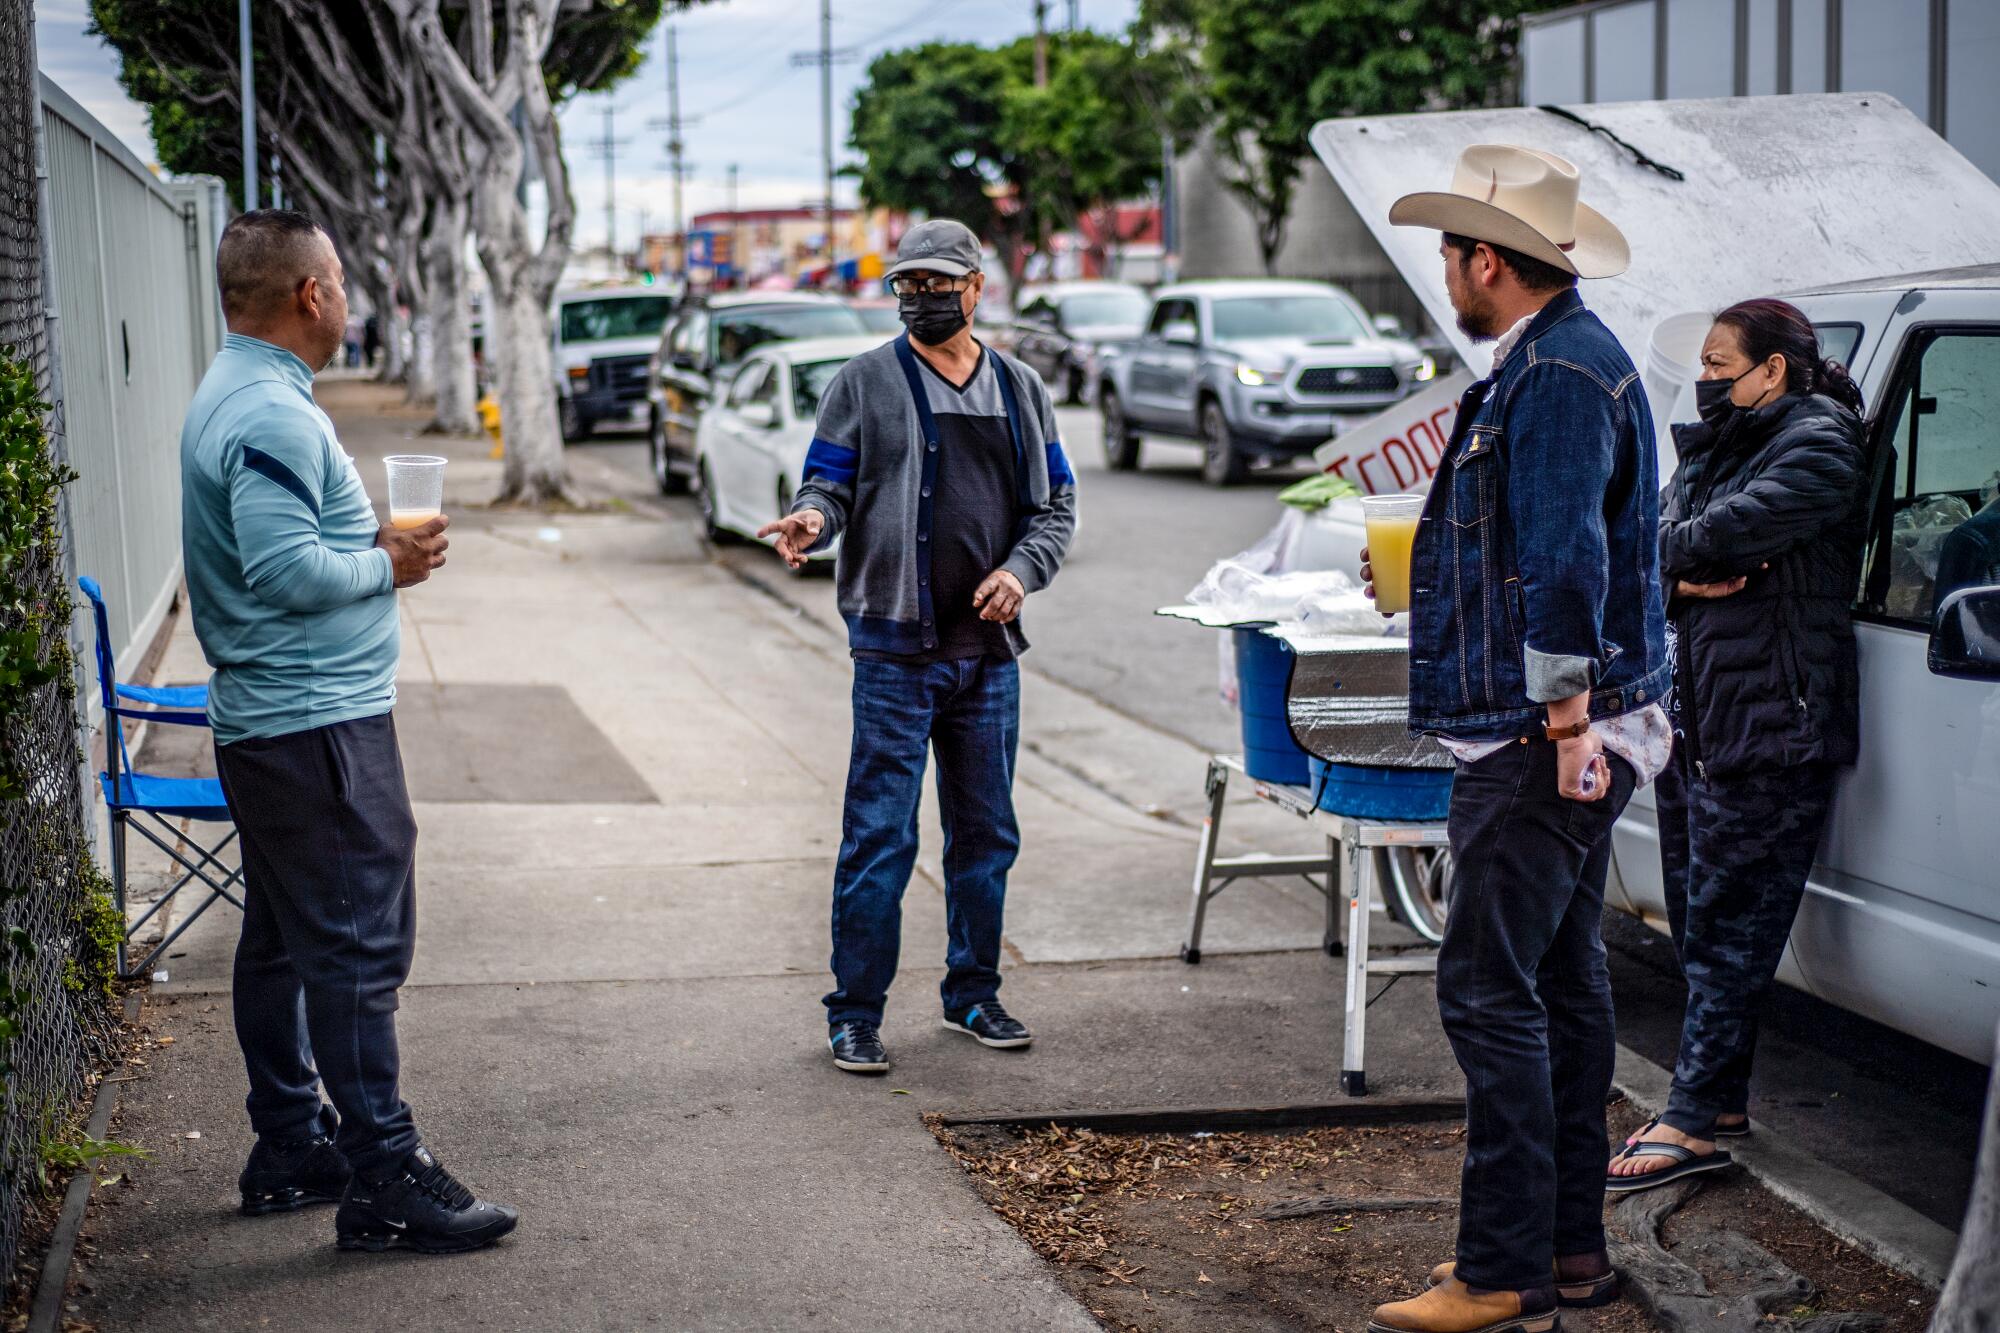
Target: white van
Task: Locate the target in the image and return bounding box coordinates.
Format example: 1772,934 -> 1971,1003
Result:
551,285 -> 678,442
1297,94 -> 2000,1064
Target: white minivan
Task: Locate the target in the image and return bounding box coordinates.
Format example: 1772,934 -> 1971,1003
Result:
1297,95 -> 2000,1064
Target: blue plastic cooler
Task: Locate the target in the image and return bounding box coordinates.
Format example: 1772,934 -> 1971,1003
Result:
1307,756 -> 1454,821
1233,627 -> 1312,784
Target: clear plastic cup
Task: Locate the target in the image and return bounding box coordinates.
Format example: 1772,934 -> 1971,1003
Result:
384,455 -> 447,530
1360,494 -> 1425,614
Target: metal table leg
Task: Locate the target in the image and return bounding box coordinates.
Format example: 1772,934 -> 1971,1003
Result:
1180,759 -> 1230,964
1322,835 -> 1343,958
1341,836 -> 1373,1096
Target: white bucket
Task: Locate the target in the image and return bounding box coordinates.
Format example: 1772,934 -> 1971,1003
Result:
1643,310 -> 1713,476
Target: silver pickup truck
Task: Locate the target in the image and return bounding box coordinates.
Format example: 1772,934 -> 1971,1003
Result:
1295,94 -> 2000,1065
1095,279 -> 1435,486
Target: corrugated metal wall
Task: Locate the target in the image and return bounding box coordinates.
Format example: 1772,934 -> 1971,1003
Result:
39,75 -> 220,683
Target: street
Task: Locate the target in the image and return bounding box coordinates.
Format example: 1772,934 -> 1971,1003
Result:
574,407 -> 1991,1236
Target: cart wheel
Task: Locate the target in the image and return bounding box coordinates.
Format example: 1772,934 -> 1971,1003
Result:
1340,1070 -> 1368,1096
1180,944 -> 1201,964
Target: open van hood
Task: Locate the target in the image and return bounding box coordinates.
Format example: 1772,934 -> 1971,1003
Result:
1310,94 -> 2000,380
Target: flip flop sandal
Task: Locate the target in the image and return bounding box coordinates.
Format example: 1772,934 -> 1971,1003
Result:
1604,1140 -> 1734,1194
1624,1115 -> 1748,1145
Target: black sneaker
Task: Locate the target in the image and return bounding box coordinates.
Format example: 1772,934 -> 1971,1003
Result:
240,1133 -> 353,1216
335,1147 -> 519,1254
829,1020 -> 890,1074
942,1002 -> 1032,1049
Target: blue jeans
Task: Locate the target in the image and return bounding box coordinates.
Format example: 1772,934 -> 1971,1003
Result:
824,656 -> 1021,1027
1437,737 -> 1636,1291
213,714 -> 422,1182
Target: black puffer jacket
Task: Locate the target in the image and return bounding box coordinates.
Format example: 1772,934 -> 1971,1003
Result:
1659,393 -> 1868,780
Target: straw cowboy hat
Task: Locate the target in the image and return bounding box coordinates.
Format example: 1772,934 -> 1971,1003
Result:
1390,144 -> 1629,279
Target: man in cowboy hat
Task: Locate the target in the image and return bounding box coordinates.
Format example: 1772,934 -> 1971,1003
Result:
1361,145 -> 1670,1333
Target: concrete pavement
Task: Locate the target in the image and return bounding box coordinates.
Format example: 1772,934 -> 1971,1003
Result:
74,380 -> 1446,1331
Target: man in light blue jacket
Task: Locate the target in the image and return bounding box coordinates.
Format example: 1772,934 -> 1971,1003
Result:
180,210 -> 513,1255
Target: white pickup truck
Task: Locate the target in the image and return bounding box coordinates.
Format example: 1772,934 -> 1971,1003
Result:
1291,93 -> 2000,1065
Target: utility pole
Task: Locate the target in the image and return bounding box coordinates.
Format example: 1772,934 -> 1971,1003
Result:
239,0 -> 256,208
648,24 -> 693,282
585,103 -> 633,265
727,163 -> 741,287
790,5 -> 856,274
601,103 -> 623,260
1034,0 -> 1049,88
1067,0 -> 1079,31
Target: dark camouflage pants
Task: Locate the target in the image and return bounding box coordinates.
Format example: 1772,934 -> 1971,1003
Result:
1655,743 -> 1838,1138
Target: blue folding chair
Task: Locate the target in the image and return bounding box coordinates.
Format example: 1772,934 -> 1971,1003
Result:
78,578 -> 242,978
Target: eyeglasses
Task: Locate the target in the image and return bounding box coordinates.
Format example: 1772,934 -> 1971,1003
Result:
888,273 -> 975,297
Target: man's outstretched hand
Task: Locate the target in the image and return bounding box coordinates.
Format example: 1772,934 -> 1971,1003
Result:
377,515 -> 449,588
973,570 -> 1025,623
757,508 -> 825,569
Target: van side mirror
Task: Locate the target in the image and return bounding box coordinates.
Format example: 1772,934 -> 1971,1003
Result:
1929,585 -> 2000,680
737,401 -> 777,430
1161,320 -> 1199,346
1373,313 -> 1407,337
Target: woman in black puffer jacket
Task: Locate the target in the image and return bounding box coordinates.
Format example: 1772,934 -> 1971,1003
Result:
1608,298 -> 1868,1195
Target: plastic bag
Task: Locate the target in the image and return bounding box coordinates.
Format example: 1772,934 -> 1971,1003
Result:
1896,494 -> 1975,576
1887,494 -> 1975,621
1291,575 -> 1406,637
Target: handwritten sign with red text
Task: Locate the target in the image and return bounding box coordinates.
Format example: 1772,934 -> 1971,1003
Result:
1311,370 -> 1475,495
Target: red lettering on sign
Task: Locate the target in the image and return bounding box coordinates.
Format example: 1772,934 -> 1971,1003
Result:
1322,454 -> 1351,480
1383,437 -> 1420,490
1356,454 -> 1388,495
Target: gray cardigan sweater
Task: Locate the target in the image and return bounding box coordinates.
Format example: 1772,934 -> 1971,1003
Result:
792,334 -> 1078,656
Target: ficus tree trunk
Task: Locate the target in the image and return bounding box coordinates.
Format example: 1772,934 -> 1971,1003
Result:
1930,1023 -> 2000,1330
424,194 -> 479,435
401,0 -> 577,505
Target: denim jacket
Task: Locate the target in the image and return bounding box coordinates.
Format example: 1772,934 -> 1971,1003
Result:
1406,288 -> 1669,740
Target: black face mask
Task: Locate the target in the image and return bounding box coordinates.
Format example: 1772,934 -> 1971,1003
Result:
1694,373 -> 1745,427
899,290 -> 969,346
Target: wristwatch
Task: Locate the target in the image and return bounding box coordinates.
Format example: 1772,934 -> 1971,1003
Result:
1544,718 -> 1592,741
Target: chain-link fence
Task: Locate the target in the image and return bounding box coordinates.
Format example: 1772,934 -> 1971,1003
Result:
0,0 -> 121,1286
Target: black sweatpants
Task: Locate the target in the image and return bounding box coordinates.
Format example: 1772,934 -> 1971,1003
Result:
213,712 -> 421,1181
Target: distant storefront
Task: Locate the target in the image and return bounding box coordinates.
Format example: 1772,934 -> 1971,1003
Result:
1522,0 -> 1999,184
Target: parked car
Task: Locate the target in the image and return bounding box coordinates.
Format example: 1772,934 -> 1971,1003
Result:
1096,279 -> 1435,485
1012,281 -> 1150,405
1300,92 -> 2000,1065
845,297 -> 903,335
552,286 -> 677,442
646,293 -> 868,494
692,335 -> 889,571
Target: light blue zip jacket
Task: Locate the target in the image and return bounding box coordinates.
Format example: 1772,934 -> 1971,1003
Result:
180,334 -> 398,743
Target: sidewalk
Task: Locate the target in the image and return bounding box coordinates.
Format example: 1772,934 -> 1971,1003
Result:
70,381 -> 1439,1330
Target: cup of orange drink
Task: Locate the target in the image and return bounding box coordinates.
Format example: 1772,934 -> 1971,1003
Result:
384,455 -> 447,530
1360,494 -> 1424,615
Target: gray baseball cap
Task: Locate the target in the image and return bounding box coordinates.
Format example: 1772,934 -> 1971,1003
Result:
883,218 -> 982,279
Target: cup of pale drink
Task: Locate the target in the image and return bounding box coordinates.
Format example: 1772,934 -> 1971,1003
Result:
384,455 -> 447,530
1360,494 -> 1424,615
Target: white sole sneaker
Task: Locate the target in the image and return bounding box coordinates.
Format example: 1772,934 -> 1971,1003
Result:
941,1017 -> 1032,1049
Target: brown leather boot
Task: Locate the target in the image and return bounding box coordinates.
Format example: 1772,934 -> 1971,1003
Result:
1368,1277 -> 1560,1333
1429,1253 -> 1619,1309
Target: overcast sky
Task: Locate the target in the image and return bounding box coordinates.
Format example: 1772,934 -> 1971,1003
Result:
34,0 -> 1141,251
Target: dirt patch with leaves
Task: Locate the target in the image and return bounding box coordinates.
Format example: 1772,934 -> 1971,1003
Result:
926,1101 -> 1936,1333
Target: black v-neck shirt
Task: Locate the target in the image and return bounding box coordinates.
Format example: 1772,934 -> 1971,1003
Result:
855,348 -> 1027,664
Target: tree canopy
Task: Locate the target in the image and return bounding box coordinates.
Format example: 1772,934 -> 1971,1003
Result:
1138,0 -> 1566,269
848,32 -> 1169,278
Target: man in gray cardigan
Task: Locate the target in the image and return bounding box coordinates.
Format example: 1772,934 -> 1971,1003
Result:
760,220 -> 1078,1074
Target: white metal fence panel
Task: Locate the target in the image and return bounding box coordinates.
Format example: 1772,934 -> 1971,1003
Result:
39,75 -> 221,687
